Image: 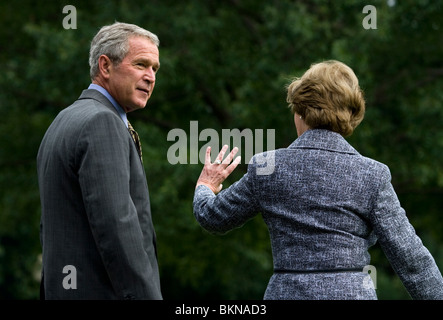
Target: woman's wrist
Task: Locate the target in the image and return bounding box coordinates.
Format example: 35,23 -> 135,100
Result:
196,181 -> 220,194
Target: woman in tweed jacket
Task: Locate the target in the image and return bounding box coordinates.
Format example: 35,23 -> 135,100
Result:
193,60 -> 443,299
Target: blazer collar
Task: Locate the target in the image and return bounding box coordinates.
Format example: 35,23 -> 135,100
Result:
77,89 -> 120,117
288,129 -> 359,155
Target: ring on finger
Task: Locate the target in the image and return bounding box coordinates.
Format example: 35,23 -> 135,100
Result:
214,159 -> 222,165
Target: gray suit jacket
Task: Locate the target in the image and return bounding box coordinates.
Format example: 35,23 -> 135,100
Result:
37,89 -> 162,299
193,129 -> 443,299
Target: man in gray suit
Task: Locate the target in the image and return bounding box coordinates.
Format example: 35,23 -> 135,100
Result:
37,22 -> 162,299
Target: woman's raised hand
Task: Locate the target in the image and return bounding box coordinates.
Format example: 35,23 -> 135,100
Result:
195,145 -> 241,194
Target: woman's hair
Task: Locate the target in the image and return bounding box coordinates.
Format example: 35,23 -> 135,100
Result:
286,60 -> 365,137
89,22 -> 160,80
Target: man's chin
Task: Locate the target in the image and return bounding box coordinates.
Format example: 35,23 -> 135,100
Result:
125,103 -> 147,113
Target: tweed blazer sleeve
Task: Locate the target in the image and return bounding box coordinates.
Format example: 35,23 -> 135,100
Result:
370,166 -> 443,299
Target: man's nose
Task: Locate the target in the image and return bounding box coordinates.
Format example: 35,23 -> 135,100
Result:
144,68 -> 156,83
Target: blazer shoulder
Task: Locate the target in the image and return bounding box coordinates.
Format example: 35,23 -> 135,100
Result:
58,90 -> 121,124
359,154 -> 391,178
50,92 -> 127,153
78,89 -> 114,107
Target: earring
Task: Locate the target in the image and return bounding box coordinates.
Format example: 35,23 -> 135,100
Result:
300,116 -> 302,119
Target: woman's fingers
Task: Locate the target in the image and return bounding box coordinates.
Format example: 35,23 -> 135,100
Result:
213,145 -> 240,166
205,146 -> 212,165
225,155 -> 241,176
214,145 -> 229,164
217,146 -> 241,180
223,147 -> 238,165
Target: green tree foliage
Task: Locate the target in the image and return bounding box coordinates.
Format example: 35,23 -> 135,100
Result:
1,0 -> 442,299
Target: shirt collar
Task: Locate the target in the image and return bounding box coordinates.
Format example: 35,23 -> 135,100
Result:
88,83 -> 128,128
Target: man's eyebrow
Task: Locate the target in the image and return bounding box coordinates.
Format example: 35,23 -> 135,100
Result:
134,58 -> 160,69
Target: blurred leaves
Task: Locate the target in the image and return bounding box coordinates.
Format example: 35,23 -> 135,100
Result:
1,0 -> 443,299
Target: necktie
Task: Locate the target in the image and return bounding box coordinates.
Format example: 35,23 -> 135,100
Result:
127,121 -> 143,163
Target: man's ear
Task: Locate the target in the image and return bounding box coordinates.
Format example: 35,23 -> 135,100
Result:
97,55 -> 112,79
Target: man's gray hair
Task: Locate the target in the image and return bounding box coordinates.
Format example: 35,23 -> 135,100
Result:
89,22 -> 160,80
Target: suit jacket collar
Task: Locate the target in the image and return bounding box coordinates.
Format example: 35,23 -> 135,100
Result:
289,129 -> 359,155
77,89 -> 120,117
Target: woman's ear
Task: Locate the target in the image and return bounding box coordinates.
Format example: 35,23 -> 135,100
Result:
294,112 -> 309,137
